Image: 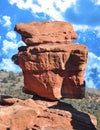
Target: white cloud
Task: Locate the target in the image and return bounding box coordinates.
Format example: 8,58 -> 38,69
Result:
87,52 -> 100,71
73,24 -> 91,32
73,24 -> 100,39
9,0 -> 33,9
94,0 -> 100,5
8,0 -> 77,20
2,29 -> 25,54
94,26 -> 100,38
96,32 -> 100,38
6,31 -> 17,40
54,0 -> 77,12
0,36 -> 1,41
2,39 -> 25,54
2,40 -> 18,54
86,79 -> 96,88
0,58 -> 21,72
85,52 -> 100,88
0,16 -> 11,27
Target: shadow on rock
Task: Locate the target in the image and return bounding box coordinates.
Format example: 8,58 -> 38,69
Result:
49,101 -> 97,130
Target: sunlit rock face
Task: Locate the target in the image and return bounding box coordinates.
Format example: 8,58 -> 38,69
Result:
14,21 -> 88,100
0,97 -> 97,130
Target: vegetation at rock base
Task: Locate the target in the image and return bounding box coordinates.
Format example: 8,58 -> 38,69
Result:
0,70 -> 32,99
62,92 -> 100,129
0,70 -> 100,129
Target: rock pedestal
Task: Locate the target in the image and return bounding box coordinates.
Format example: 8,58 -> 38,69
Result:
14,21 -> 88,100
0,97 -> 97,130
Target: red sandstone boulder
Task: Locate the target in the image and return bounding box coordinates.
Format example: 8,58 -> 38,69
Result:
15,21 -> 78,45
14,21 -> 88,100
0,97 -> 97,130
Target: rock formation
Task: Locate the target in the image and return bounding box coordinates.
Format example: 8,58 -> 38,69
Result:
0,96 -> 97,130
0,21 -> 97,130
13,21 -> 88,100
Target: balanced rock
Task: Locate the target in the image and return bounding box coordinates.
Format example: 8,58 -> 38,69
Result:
14,21 -> 88,100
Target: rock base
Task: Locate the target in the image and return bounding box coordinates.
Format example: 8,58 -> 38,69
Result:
0,96 -> 97,130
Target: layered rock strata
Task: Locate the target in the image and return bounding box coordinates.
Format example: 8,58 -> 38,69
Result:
14,21 -> 88,100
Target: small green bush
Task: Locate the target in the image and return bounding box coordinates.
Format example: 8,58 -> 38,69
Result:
2,78 -> 8,83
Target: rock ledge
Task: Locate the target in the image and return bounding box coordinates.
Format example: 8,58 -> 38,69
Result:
0,96 -> 97,130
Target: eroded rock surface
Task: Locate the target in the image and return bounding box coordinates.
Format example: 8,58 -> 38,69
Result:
15,21 -> 77,45
14,21 -> 88,100
0,96 -> 97,130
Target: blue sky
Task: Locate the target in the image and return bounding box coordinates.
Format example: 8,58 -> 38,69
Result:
0,0 -> 100,89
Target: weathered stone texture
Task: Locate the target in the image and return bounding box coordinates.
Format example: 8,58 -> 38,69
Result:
0,97 -> 97,130
15,21 -> 78,45
14,21 -> 88,100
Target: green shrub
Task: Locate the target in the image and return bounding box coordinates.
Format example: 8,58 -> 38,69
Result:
2,78 -> 8,83
8,71 -> 16,80
95,110 -> 100,129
